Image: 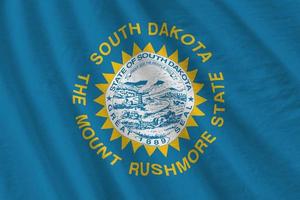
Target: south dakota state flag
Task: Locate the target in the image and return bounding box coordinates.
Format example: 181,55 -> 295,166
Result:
0,0 -> 299,199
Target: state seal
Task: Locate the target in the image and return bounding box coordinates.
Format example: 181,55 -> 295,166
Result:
106,51 -> 195,146
95,43 -> 206,156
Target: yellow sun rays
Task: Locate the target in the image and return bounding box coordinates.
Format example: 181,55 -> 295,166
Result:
94,43 -> 206,157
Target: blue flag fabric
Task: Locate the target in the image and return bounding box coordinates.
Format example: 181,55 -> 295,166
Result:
0,0 -> 299,199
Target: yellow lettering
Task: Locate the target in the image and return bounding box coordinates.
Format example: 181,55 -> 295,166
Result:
164,164 -> 177,176
159,22 -> 169,36
90,53 -> 103,65
148,22 -> 158,36
187,149 -> 199,164
96,146 -> 112,159
129,23 -> 141,35
129,162 -> 139,176
181,34 -> 195,45
170,25 -> 183,39
75,115 -> 90,129
140,162 -> 150,176
99,42 -> 111,56
214,91 -> 225,103
118,25 -> 128,39
176,157 -> 191,173
110,154 -> 122,165
211,116 -> 224,127
151,163 -> 163,175
209,72 -> 224,81
82,127 -> 95,140
213,104 -> 225,114
108,32 -> 120,47
192,41 -> 206,51
201,131 -> 216,144
194,138 -> 208,154
89,137 -> 103,149
197,52 -> 212,63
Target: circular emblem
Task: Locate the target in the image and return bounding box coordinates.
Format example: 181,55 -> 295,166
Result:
106,52 -> 195,146
94,43 -> 207,157
72,23 -> 226,176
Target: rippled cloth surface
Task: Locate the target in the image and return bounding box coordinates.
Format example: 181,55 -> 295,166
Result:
0,0 -> 299,199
